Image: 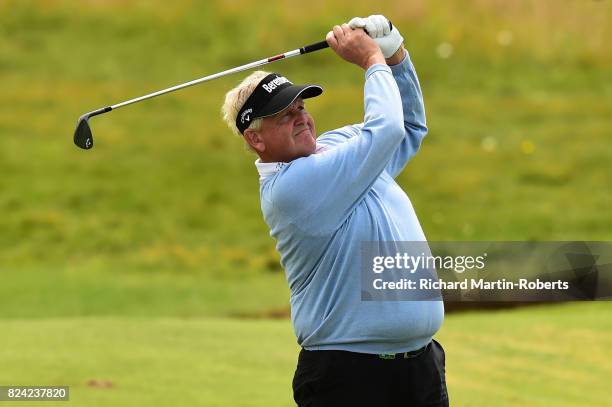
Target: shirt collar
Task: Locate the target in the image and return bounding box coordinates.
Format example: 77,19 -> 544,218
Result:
254,160 -> 286,182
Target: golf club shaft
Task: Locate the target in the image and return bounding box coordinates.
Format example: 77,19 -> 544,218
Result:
103,40 -> 329,112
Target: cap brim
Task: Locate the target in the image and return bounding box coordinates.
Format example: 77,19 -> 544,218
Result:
255,84 -> 323,120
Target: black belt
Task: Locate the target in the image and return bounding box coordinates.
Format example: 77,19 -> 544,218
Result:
376,342 -> 431,360
301,342 -> 431,360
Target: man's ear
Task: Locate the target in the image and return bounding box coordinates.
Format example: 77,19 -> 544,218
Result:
243,129 -> 266,153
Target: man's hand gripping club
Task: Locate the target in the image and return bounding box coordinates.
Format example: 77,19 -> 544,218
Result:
326,24 -> 385,70
348,14 -> 404,59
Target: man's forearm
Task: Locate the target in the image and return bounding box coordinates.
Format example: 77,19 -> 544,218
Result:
390,48 -> 426,127
383,46 -> 428,178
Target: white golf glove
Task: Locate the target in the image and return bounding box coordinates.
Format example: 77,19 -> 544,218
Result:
348,14 -> 404,58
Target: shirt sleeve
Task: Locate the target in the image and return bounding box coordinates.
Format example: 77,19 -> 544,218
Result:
269,64 -> 405,235
385,50 -> 428,178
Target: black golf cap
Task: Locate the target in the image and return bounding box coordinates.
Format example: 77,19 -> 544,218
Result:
236,73 -> 323,134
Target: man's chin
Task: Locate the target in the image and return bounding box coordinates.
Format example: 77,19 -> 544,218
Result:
294,144 -> 316,160
305,139 -> 317,155
297,132 -> 316,151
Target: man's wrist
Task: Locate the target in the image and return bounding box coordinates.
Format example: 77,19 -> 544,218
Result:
385,45 -> 405,66
362,53 -> 386,70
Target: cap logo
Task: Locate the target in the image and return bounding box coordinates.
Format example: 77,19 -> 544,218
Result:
240,108 -> 253,124
262,76 -> 291,93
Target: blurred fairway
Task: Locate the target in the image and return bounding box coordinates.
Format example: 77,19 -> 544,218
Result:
1,0 -> 611,405
0,302 -> 610,407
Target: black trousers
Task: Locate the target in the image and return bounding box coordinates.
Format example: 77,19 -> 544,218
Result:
292,339 -> 448,407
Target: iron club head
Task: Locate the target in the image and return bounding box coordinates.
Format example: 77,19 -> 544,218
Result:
73,106 -> 112,150
74,114 -> 94,149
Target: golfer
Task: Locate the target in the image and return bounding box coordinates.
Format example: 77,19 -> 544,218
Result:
222,15 -> 447,407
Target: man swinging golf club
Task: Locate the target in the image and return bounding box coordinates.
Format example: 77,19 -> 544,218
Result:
222,15 -> 448,407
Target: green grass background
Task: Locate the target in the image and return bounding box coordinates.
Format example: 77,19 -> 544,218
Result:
0,0 -> 611,405
1,303 -> 610,406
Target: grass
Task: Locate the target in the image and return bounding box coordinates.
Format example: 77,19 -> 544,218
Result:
1,0 -> 611,274
0,316 -> 297,407
0,302 -> 609,406
1,0 -> 609,316
0,266 -> 290,319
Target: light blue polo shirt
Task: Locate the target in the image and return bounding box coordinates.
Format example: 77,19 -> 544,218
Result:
256,52 -> 444,354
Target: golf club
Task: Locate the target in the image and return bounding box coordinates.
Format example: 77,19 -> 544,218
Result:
73,39 -> 330,150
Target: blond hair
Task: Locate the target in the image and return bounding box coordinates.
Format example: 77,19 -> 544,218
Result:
221,70 -> 270,138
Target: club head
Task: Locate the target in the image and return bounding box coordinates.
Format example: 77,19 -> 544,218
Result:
74,115 -> 94,149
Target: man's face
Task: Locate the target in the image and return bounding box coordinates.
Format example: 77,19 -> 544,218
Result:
246,98 -> 316,163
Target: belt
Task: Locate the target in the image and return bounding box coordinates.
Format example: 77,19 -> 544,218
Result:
377,342 -> 430,360
300,342 -> 431,360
